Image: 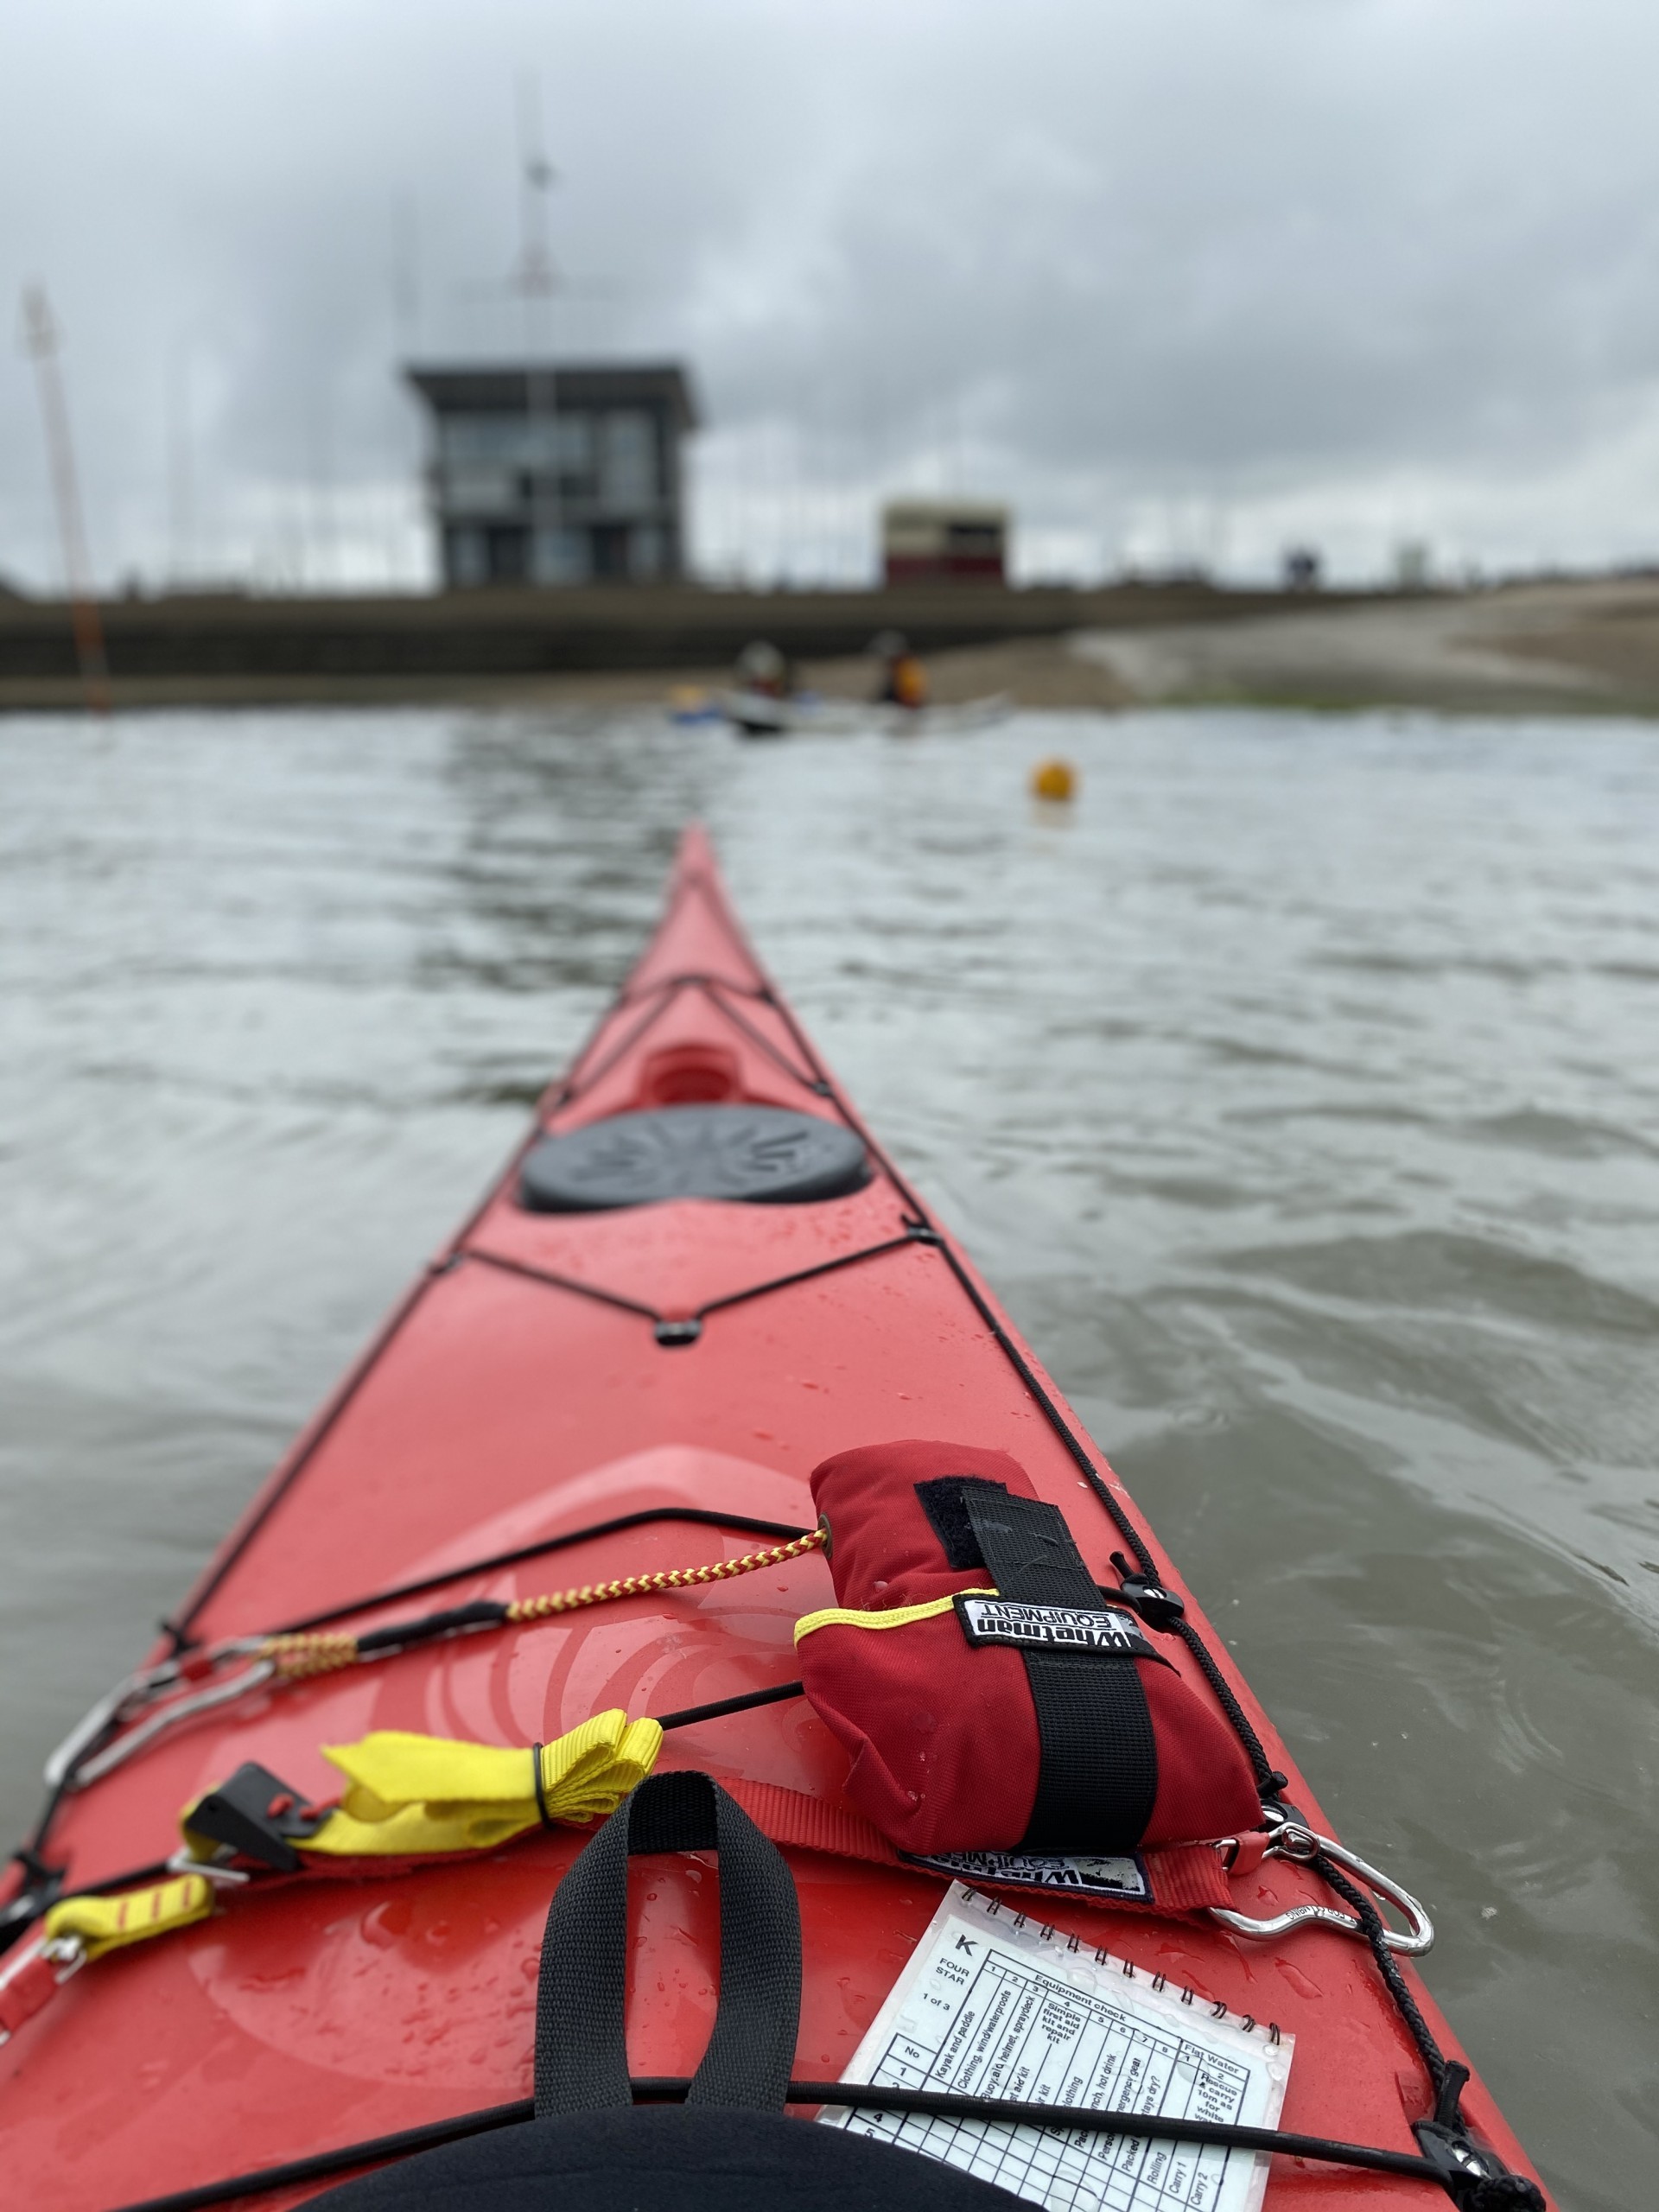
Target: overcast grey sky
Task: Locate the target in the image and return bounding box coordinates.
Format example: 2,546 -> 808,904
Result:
6,0 -> 1659,591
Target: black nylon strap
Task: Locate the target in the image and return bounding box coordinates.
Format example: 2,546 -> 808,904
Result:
957,1485 -> 1107,1608
1018,1650 -> 1157,1851
534,1770 -> 801,2118
961,1484 -> 1159,1853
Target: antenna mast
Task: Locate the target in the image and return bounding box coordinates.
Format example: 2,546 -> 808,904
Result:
21,283 -> 111,712
516,74 -> 562,584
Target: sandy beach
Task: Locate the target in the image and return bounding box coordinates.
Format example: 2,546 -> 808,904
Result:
742,575 -> 1659,716
788,575 -> 1659,716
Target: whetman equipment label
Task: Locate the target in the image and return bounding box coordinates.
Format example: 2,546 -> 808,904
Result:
899,1849 -> 1153,1902
954,1594 -> 1157,1659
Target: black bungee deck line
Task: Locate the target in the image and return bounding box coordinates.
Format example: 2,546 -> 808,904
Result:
264,1505 -> 812,1637
96,2077 -> 1464,2212
454,1222 -> 928,1347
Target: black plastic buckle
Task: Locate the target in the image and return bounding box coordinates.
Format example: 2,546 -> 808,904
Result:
1106,1555 -> 1187,1631
0,1859 -> 64,1953
1258,1792 -> 1306,1828
1413,2120 -> 1542,2208
182,1762 -> 331,1872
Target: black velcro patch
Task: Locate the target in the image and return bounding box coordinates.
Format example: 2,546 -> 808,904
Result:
914,1475 -> 1009,1569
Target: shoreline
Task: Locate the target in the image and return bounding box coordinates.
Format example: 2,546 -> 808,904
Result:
4,576 -> 1659,716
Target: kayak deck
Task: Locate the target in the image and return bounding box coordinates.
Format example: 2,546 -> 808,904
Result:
0,828 -> 1542,2208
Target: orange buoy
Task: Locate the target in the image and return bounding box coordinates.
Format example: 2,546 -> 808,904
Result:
1031,757 -> 1077,802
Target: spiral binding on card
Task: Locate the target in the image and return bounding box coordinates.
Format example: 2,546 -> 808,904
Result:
979,1891 -> 1282,2044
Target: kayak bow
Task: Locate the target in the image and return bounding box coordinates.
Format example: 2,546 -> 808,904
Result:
0,828 -> 1545,2209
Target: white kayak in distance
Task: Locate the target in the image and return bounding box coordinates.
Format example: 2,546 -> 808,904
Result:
709,690 -> 1014,739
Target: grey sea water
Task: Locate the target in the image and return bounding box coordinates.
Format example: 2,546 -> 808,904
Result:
2,703 -> 1656,2207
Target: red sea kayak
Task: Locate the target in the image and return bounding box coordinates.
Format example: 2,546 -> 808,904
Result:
0,829 -> 1545,2210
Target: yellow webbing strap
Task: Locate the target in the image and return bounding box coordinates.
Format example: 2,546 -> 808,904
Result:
300,1711 -> 664,1856
43,1873 -> 215,1961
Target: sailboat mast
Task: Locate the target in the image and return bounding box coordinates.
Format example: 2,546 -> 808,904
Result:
21,283 -> 111,713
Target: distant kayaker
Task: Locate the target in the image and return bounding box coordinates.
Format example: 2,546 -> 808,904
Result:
870,629 -> 929,711
725,638 -> 796,738
734,638 -> 791,699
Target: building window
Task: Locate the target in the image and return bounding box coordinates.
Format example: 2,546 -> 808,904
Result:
486,527 -> 531,583
448,526 -> 488,586
600,412 -> 657,513
532,526 -> 591,584
632,524 -> 665,578
527,413 -> 593,475
441,410 -> 594,479
444,467 -> 518,516
441,415 -> 524,465
590,523 -> 633,577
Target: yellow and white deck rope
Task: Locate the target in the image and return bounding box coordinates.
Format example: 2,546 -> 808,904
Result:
260,1525 -> 828,1681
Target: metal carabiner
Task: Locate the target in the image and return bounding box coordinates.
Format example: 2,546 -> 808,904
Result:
43,1670 -> 158,1790
67,1659 -> 277,1789
1209,1812 -> 1435,1955
44,1637 -> 273,1792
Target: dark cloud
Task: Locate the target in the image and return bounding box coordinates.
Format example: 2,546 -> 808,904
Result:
4,0 -> 1659,589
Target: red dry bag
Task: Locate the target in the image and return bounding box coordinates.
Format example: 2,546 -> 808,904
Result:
795,1440 -> 1261,1861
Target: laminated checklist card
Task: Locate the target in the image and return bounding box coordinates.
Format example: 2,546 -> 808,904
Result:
823,1884 -> 1294,2212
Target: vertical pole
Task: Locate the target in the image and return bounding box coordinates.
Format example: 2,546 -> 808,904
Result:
311,401 -> 339,590
166,343 -> 194,589
517,73 -> 562,588
392,194 -> 423,589
21,284 -> 111,713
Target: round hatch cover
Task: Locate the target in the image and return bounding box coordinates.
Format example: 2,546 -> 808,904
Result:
519,1104 -> 869,1212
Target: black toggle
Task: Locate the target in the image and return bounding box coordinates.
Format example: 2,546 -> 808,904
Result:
1405,2065 -> 1546,2210
1260,1793 -> 1306,1830
1412,2122 -> 1545,2210
1107,1552 -> 1187,1630
653,1318 -> 703,1347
